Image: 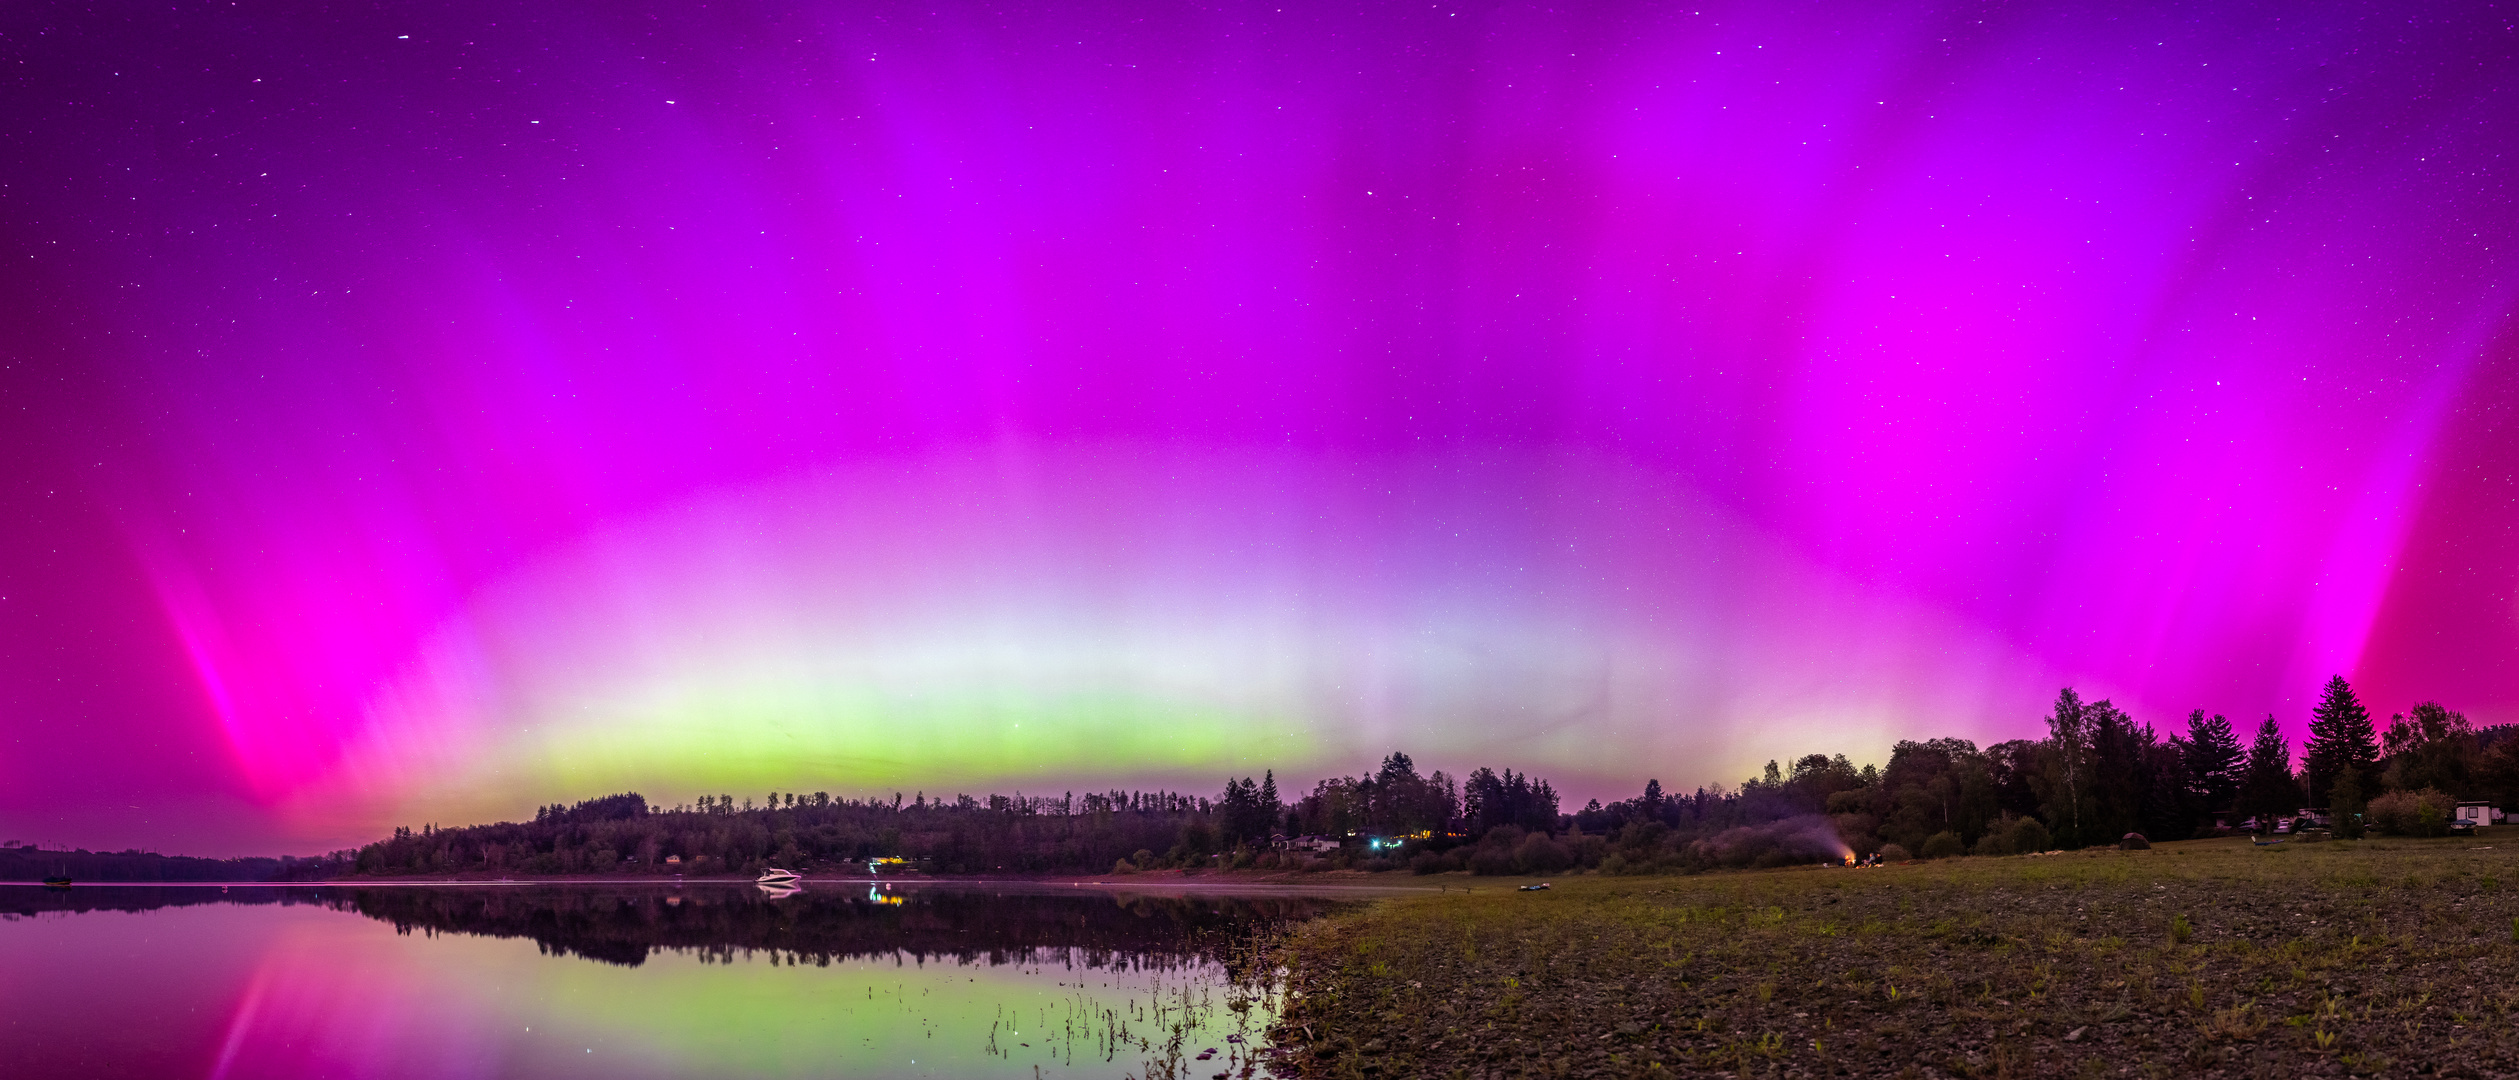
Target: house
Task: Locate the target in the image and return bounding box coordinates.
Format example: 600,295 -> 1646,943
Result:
664,855 -> 682,867
1278,835 -> 1343,854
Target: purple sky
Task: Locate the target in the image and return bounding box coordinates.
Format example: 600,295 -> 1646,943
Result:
4,1 -> 2518,854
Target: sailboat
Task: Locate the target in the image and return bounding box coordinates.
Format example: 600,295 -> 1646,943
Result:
755,867 -> 802,885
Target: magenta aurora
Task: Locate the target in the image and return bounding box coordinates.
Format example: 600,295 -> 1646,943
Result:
3,1 -> 2518,852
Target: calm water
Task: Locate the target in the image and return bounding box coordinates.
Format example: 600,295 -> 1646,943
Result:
0,881 -> 1362,1079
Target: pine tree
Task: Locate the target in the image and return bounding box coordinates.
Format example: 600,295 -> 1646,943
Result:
2145,735 -> 2201,841
2183,710 -> 2244,812
2330,759 -> 2366,839
2239,714 -> 2298,827
2302,675 -> 2378,807
2084,700 -> 2145,839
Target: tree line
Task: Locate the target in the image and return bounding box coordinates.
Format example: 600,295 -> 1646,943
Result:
330,676 -> 2510,879
1567,676 -> 2519,871
0,842 -> 295,883
337,751 -> 1569,878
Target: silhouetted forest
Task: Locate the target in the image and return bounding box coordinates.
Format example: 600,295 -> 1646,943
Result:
304,676 -> 2519,879
0,843 -> 291,882
1562,678 -> 2519,869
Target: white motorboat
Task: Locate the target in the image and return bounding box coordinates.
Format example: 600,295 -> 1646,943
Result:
756,867 -> 802,885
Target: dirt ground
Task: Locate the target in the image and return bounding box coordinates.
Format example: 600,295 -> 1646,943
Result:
1265,832 -> 2519,1078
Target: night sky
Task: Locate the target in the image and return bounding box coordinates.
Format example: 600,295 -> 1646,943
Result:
5,1 -> 2519,854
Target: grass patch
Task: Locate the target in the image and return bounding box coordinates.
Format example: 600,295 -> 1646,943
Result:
1268,835 -> 2519,1077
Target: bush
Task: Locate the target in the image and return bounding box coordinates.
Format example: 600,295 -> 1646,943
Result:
2368,788 -> 2455,837
1464,827 -> 1529,875
1410,851 -> 1463,875
2007,816 -> 2053,854
1566,831 -> 1610,869
1515,833 -> 1575,874
1684,815 -> 1852,870
1971,832 -> 2012,857
1878,843 -> 1913,863
1921,831 -> 1965,859
1616,819 -> 1671,852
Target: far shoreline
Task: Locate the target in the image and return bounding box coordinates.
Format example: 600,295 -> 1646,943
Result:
5,869 -> 1469,891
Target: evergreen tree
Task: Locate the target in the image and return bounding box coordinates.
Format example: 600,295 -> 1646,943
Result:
2085,700 -> 2146,839
2302,675 -> 2378,807
2184,710 -> 2244,813
1216,777 -> 1265,843
2330,759 -> 2366,839
2144,734 -> 2201,841
2239,714 -> 2298,827
1461,768 -> 1560,835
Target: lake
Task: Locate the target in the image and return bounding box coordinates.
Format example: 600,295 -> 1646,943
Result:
0,880 -> 1368,1079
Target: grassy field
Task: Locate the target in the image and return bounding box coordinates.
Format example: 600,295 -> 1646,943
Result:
1265,832 -> 2519,1078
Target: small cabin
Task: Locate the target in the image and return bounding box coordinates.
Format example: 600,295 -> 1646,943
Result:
1278,835 -> 1342,854
664,855 -> 682,867
2457,802 -> 2503,826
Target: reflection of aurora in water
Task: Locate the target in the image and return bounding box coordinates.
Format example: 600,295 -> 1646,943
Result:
331,883 -> 1352,974
0,884 -> 1357,1078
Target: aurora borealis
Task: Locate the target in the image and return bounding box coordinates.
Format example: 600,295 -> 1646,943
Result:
5,1 -> 2519,853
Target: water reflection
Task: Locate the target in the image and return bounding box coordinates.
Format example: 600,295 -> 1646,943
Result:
0,882 -> 1358,1079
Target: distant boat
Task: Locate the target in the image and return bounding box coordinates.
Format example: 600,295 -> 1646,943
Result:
756,867 -> 801,885
41,876 -> 70,888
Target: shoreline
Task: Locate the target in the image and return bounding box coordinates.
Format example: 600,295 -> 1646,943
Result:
2,870 -> 1455,892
